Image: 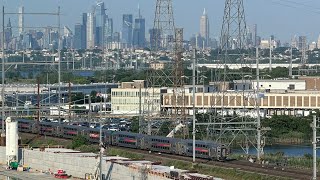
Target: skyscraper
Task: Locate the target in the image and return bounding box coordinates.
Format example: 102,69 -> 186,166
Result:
133,6 -> 145,48
149,28 -> 160,50
87,13 -> 96,49
252,24 -> 257,47
81,13 -> 87,49
298,36 -> 307,50
105,18 -> 113,45
18,6 -> 24,35
74,23 -> 83,49
317,35 -> 320,49
200,8 -> 209,48
122,14 -> 133,47
95,2 -> 107,48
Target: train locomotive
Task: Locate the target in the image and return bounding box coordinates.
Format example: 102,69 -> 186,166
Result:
14,119 -> 229,161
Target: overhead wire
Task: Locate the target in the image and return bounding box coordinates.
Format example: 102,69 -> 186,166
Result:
266,0 -> 320,15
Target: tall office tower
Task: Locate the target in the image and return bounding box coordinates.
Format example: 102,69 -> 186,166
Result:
122,14 -> 133,47
298,36 -> 307,50
105,18 -> 113,45
252,24 -> 257,47
133,6 -> 146,48
18,6 -> 24,35
149,28 -> 161,49
298,36 -> 307,64
86,13 -> 96,49
291,36 -> 298,49
113,32 -> 120,42
82,13 -> 87,49
317,35 -> 320,49
200,8 -> 209,48
74,23 -> 83,49
246,27 -> 253,47
95,2 -> 107,48
63,26 -> 73,48
43,27 -> 52,49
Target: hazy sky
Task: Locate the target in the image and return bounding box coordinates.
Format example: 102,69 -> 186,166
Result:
2,0 -> 320,43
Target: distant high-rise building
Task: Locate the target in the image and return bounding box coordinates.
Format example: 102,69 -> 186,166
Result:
317,35 -> 320,49
149,28 -> 160,50
95,2 -> 107,48
105,18 -> 113,45
18,6 -> 24,35
252,24 -> 257,47
309,42 -> 317,51
74,24 -> 83,49
113,32 -> 120,42
298,36 -> 307,50
63,26 -> 73,48
133,6 -> 145,48
200,8 -> 209,48
5,18 -> 13,47
82,13 -> 88,49
87,13 -> 96,49
122,14 -> 133,47
291,36 -> 298,49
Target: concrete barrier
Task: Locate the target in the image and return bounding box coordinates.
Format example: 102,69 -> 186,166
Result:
0,147 -> 171,179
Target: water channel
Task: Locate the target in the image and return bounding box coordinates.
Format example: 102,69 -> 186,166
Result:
234,144 -> 319,157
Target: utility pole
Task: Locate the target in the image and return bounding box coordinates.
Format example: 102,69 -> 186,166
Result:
58,6 -> 62,124
192,49 -> 196,163
68,82 -> 71,121
1,6 -> 5,137
139,84 -> 142,134
312,115 -> 318,180
99,123 -> 104,180
256,47 -> 262,161
37,78 -> 40,123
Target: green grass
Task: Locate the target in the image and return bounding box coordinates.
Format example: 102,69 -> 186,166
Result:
108,148 -> 145,160
107,148 -> 289,180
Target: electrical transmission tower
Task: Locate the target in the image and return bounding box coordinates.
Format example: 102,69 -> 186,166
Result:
198,0 -> 265,160
143,0 -> 187,138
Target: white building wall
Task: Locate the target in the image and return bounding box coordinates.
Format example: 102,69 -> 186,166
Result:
111,88 -> 161,115
252,80 -> 306,90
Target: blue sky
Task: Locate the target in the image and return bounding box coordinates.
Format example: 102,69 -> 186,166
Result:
2,0 -> 320,43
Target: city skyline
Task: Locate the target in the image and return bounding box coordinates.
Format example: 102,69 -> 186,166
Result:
1,0 -> 320,42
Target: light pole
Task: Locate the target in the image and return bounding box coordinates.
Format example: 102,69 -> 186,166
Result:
192,49 -> 196,163
311,115 -> 318,180
99,123 -> 106,180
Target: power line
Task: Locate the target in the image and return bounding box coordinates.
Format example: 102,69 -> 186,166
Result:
266,0 -> 320,15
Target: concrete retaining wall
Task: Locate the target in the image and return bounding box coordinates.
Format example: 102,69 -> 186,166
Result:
0,147 -> 170,180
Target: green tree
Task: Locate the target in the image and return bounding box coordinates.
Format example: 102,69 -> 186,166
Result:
71,135 -> 89,149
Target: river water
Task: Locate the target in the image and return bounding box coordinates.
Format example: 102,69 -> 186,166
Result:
234,144 -> 319,157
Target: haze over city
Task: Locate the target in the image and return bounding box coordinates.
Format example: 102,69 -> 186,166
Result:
1,0 -> 320,42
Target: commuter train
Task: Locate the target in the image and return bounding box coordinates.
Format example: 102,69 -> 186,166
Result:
12,119 -> 230,161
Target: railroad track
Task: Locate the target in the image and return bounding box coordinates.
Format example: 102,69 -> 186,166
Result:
111,146 -> 312,180
21,133 -> 312,180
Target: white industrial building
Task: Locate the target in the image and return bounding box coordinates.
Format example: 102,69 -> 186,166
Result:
233,79 -> 306,91
111,88 -> 161,115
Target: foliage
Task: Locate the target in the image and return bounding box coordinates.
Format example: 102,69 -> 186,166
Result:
108,148 -> 144,159
70,135 -> 89,149
130,117 -> 139,133
262,115 -> 312,139
75,144 -> 99,153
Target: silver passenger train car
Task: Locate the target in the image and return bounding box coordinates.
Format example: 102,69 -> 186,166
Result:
15,119 -> 230,161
